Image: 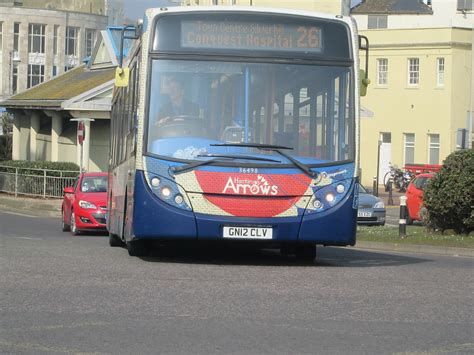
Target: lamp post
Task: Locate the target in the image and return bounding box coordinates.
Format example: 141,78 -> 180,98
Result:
375,139 -> 382,197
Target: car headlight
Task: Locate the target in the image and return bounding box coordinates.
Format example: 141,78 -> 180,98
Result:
374,201 -> 385,209
79,200 -> 97,209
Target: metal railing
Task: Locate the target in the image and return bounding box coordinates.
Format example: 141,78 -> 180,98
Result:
0,165 -> 79,198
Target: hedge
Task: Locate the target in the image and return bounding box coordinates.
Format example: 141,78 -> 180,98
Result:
0,160 -> 80,178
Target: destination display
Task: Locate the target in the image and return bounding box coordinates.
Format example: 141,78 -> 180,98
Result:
180,20 -> 323,53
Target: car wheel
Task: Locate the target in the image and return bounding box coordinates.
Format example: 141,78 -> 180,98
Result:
295,244 -> 317,262
70,211 -> 80,236
61,209 -> 70,232
127,240 -> 148,257
109,233 -> 125,247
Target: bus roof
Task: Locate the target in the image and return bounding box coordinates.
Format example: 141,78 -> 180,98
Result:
143,6 -> 353,27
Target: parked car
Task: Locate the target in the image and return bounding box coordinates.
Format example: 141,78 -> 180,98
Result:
405,173 -> 435,224
357,184 -> 386,226
61,172 -> 108,235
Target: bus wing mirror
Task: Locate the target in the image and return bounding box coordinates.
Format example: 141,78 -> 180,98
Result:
359,69 -> 370,97
115,67 -> 130,87
358,35 -> 370,97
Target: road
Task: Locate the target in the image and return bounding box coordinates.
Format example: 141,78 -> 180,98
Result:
1,211 -> 473,354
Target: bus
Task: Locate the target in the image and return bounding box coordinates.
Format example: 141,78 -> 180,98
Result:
107,6 -> 369,260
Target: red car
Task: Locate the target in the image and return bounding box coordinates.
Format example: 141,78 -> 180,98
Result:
61,172 -> 108,235
405,173 -> 435,224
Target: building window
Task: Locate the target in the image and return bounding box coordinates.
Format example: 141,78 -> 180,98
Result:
0,22 -> 3,53
377,58 -> 388,86
368,15 -> 387,29
408,58 -> 419,86
53,25 -> 59,55
404,133 -> 415,164
13,22 -> 20,52
64,65 -> 74,72
457,0 -> 473,10
436,57 -> 445,87
85,29 -> 96,57
381,132 -> 391,143
65,26 -> 79,56
428,134 -> 440,164
212,0 -> 218,4
52,66 -> 57,77
12,63 -> 18,94
28,24 -> 46,53
27,64 -> 45,88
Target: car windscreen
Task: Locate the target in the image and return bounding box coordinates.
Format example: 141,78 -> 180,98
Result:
81,176 -> 108,193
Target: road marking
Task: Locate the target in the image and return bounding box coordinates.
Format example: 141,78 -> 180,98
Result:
0,211 -> 39,218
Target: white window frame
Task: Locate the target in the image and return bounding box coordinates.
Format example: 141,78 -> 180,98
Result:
65,26 -> 79,56
428,134 -> 440,164
408,58 -> 420,86
85,28 -> 96,57
13,22 -> 20,52
436,57 -> 445,87
27,64 -> 45,88
28,24 -> 46,54
404,133 -> 415,165
457,0 -> 473,11
377,58 -> 388,86
53,25 -> 59,55
0,22 -> 3,54
368,15 -> 387,29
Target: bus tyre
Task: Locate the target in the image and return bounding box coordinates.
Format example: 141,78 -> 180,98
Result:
127,240 -> 148,257
109,233 -> 125,247
295,244 -> 316,261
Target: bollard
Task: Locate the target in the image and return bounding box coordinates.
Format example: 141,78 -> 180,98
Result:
372,176 -> 378,197
399,195 -> 407,238
387,179 -> 394,206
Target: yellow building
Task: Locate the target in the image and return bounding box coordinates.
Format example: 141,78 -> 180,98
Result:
352,0 -> 473,186
180,0 -> 351,16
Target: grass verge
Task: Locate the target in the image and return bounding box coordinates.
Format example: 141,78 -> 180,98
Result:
357,226 -> 474,249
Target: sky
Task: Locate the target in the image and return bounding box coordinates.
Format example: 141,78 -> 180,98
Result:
123,0 -> 178,21
123,0 -> 364,21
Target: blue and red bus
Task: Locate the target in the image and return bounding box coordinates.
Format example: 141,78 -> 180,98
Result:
107,6 -> 368,260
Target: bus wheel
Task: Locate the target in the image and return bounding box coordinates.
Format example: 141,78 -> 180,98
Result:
109,233 -> 125,247
295,244 -> 316,261
127,240 -> 148,257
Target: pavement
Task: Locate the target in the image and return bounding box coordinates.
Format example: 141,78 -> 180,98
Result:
0,192 -> 472,258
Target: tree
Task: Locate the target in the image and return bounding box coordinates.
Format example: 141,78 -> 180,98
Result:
423,149 -> 474,234
0,112 -> 13,161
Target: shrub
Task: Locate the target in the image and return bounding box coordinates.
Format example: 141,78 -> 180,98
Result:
0,160 -> 80,177
423,149 -> 474,234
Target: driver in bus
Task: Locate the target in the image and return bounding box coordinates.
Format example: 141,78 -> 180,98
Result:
156,77 -> 200,126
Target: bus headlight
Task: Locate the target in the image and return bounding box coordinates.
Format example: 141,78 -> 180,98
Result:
161,186 -> 172,198
151,177 -> 161,187
145,172 -> 192,211
325,193 -> 335,203
305,179 -> 353,215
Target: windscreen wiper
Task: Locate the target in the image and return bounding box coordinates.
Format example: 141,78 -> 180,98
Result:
170,154 -> 281,175
211,143 -> 318,179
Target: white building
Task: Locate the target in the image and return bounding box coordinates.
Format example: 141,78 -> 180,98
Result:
0,0 -> 124,100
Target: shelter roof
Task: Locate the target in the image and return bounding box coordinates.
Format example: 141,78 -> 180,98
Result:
351,0 -> 433,15
1,66 -> 115,109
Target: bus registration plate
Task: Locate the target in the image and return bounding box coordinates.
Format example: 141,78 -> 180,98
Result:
223,226 -> 273,239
